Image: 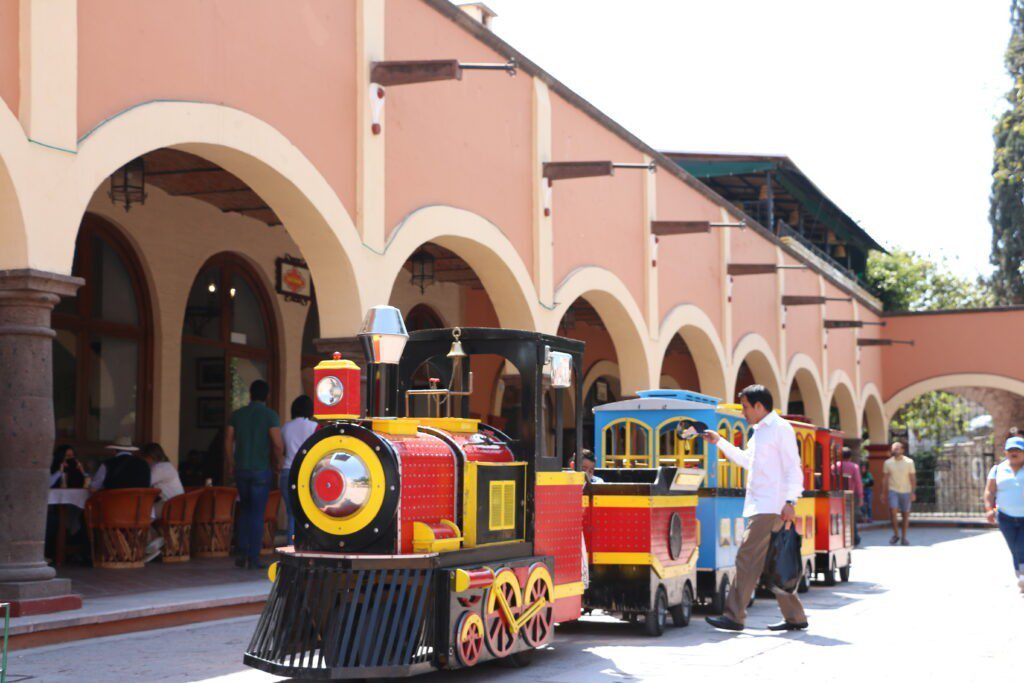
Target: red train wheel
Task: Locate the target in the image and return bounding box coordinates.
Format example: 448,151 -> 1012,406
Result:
522,565 -> 554,647
455,612 -> 484,667
483,569 -> 522,657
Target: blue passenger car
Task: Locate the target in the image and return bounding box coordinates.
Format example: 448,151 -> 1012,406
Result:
594,389 -> 748,613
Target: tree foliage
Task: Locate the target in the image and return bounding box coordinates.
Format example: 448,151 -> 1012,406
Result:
866,248 -> 994,312
890,391 -> 980,445
990,0 -> 1024,304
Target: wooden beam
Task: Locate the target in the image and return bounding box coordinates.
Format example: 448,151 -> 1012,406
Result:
727,263 -> 778,276
857,338 -> 914,347
824,319 -> 887,329
542,161 -> 614,181
651,220 -> 709,235
781,295 -> 853,306
370,59 -> 461,86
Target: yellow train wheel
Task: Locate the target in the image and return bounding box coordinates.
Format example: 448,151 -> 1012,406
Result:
455,612 -> 485,667
483,568 -> 522,657
522,563 -> 554,647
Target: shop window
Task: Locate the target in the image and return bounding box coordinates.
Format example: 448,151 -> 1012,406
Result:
179,254 -> 276,485
52,215 -> 151,456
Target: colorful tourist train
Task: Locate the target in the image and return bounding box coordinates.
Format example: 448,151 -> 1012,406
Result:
244,308 -> 854,679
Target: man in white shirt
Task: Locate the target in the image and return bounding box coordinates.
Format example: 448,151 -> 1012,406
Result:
703,385 -> 808,632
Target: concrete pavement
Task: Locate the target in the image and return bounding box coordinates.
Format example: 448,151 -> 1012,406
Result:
8,526 -> 1019,682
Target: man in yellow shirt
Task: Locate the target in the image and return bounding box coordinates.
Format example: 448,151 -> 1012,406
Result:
883,442 -> 916,546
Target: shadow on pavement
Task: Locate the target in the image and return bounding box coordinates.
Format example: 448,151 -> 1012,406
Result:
857,526 -> 991,548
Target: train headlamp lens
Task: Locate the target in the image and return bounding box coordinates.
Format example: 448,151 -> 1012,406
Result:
316,376 -> 344,406
310,451 -> 372,518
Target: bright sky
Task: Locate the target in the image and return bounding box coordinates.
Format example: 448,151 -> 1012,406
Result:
484,0 -> 1011,278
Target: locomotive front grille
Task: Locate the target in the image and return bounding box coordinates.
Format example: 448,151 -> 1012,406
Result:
245,558 -> 437,678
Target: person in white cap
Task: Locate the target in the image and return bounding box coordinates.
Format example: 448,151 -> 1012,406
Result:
90,436 -> 151,491
985,436 -> 1024,593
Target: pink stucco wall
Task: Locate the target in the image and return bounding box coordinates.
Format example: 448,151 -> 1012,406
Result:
824,287 -> 857,388
881,309 -> 1024,401
0,0 -> 17,119
662,346 -> 701,391
384,0 -> 533,275
77,0 -> 357,213
655,171 -> 723,331
729,227 -> 780,358
783,258 -> 823,368
550,94 -> 645,305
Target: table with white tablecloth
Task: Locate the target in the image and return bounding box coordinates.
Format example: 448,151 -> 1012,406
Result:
47,487 -> 91,509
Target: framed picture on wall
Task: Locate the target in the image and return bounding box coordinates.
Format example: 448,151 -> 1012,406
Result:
196,358 -> 225,390
197,397 -> 225,429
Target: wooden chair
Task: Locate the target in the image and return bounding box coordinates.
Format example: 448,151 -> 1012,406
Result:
261,489 -> 282,556
84,488 -> 161,569
157,490 -> 203,562
191,486 -> 237,557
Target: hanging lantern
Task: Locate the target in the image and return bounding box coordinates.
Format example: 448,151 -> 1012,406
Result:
410,248 -> 436,294
108,157 -> 147,211
833,244 -> 848,259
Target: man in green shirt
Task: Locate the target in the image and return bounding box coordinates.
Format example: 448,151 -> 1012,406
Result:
225,380 -> 283,569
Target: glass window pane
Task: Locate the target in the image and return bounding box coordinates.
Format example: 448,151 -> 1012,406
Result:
179,344 -> 226,486
53,329 -> 78,439
301,299 -> 320,360
183,266 -> 223,341
86,335 -> 139,442
90,235 -> 139,326
230,357 -> 269,413
229,274 -> 267,349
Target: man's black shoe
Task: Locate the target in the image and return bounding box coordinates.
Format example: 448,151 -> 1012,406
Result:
705,615 -> 744,631
249,558 -> 268,570
766,620 -> 808,631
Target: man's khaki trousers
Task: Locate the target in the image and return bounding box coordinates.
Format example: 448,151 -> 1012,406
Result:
724,513 -> 807,625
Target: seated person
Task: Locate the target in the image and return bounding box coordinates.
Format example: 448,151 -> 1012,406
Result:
580,449 -> 604,483
91,437 -> 151,491
140,442 -> 185,516
50,444 -> 88,489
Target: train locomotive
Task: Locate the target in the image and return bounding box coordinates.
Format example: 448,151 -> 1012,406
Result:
592,390 -> 745,614
812,426 -> 854,584
244,308 -> 588,679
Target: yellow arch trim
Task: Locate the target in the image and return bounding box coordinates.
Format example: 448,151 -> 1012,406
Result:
601,417 -> 654,468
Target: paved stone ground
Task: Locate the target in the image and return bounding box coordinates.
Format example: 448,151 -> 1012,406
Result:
8,527 -> 1020,682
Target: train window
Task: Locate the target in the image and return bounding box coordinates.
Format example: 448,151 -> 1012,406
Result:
656,418 -> 704,468
603,419 -> 651,468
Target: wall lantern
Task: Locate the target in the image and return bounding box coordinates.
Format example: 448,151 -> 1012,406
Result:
410,249 -> 436,294
108,157 -> 147,211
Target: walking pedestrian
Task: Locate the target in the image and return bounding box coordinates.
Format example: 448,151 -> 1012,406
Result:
984,436 -> 1024,593
703,385 -> 808,632
225,380 -> 283,569
862,468 -> 875,520
835,447 -> 864,545
883,442 -> 915,546
280,395 -> 317,543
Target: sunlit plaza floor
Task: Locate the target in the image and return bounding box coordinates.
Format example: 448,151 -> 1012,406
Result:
9,526 -> 1019,682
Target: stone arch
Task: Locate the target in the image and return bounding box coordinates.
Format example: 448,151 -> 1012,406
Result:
381,205 -> 539,331
828,370 -> 860,436
860,383 -> 887,443
59,101 -> 368,337
0,152 -> 27,270
884,373 -> 1024,417
551,267 -> 653,395
657,304 -> 728,401
730,333 -> 783,407
783,353 -> 826,426
582,360 -> 621,401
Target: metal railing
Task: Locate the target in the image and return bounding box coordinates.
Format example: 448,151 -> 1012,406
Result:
911,446 -> 993,518
776,221 -> 863,283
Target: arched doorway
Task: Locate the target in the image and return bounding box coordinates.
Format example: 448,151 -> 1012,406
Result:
53,214 -> 152,458
178,253 -> 278,485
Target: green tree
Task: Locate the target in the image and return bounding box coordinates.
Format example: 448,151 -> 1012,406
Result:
866,248 -> 994,312
990,0 -> 1024,304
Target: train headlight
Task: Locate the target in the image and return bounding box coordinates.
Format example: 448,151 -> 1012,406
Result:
316,375 -> 344,407
310,450 -> 372,518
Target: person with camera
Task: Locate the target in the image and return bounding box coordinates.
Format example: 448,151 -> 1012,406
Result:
703,385 -> 808,632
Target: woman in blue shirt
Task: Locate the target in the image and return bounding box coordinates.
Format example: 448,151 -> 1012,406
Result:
985,436 -> 1024,593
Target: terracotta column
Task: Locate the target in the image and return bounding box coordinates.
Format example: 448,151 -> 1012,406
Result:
0,269 -> 84,616
866,444 -> 891,521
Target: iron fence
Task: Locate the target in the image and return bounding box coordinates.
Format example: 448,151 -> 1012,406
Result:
912,447 -> 993,518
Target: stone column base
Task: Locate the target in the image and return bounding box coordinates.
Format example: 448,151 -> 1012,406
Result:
0,578 -> 82,617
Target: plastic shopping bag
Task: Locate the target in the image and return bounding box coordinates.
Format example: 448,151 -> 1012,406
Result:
762,524 -> 803,594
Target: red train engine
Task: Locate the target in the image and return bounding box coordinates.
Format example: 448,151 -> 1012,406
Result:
244,309 -> 586,679
813,427 -> 854,584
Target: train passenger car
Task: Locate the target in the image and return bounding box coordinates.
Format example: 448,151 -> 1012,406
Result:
813,427 -> 854,584
244,311 -> 587,679
592,390 -> 746,615
780,414 -> 822,593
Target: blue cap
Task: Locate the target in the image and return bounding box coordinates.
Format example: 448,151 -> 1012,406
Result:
1005,436 -> 1024,452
